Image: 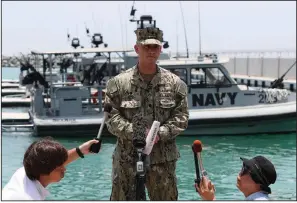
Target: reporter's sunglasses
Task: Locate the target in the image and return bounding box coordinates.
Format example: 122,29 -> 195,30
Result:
240,164 -> 269,186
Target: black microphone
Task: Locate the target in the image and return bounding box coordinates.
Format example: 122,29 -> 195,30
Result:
132,114 -> 146,201
132,114 -> 146,150
192,140 -> 202,191
89,103 -> 113,153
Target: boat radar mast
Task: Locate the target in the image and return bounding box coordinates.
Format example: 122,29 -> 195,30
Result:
91,33 -> 108,48
71,38 -> 80,49
131,14 -> 169,49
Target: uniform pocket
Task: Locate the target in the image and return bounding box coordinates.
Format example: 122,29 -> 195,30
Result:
119,99 -> 141,121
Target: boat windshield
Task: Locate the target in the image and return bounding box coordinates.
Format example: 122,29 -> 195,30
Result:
191,66 -> 231,87
170,68 -> 187,83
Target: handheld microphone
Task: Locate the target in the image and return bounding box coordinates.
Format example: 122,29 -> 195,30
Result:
142,121 -> 160,155
193,140 -> 208,188
132,114 -> 147,201
192,140 -> 201,188
89,103 -> 113,153
132,114 -> 146,156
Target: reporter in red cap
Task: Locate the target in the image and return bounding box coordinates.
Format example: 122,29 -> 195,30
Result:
195,155 -> 277,200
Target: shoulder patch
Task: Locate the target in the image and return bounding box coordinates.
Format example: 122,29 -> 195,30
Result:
106,78 -> 118,94
176,80 -> 188,97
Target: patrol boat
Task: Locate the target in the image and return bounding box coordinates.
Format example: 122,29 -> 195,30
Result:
155,54 -> 296,135
23,47 -> 133,136
2,50 -> 295,136
124,14 -> 295,135
32,53 -> 296,136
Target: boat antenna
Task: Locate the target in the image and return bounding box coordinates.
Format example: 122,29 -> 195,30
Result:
85,22 -> 90,37
118,5 -> 125,50
198,1 -> 202,56
76,24 -> 78,37
67,28 -> 70,42
176,19 -> 179,59
129,0 -> 137,22
179,1 -> 189,58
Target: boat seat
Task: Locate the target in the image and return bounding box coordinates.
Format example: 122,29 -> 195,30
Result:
51,87 -> 90,116
53,87 -> 90,99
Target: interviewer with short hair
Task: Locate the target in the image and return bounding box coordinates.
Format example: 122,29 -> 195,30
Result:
2,137 -> 99,200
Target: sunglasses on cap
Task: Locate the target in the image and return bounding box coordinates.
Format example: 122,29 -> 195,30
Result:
240,164 -> 270,186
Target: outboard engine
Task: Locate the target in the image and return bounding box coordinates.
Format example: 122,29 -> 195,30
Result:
94,62 -> 108,85
78,63 -> 95,86
20,62 -> 49,89
22,71 -> 50,89
59,58 -> 73,74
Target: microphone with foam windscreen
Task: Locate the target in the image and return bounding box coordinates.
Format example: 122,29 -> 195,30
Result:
192,140 -> 201,188
89,103 -> 113,153
132,114 -> 146,150
192,140 -> 208,188
132,114 -> 147,201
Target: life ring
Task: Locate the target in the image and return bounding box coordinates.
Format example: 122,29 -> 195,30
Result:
92,91 -> 99,104
92,90 -> 105,104
66,75 -> 76,86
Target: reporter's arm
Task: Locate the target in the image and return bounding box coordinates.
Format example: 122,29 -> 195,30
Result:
64,139 -> 99,166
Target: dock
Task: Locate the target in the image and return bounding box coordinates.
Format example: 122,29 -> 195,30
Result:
2,88 -> 26,96
2,112 -> 31,124
2,112 -> 34,132
2,97 -> 32,107
2,79 -> 19,83
1,83 -> 21,89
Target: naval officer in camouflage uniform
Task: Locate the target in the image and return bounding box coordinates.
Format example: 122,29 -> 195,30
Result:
104,26 -> 189,200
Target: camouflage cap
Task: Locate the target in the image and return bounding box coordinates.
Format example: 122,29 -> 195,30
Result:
135,27 -> 163,46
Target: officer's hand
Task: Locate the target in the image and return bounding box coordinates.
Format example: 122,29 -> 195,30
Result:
146,128 -> 150,136
146,129 -> 160,144
79,139 -> 100,155
195,176 -> 216,200
154,135 -> 160,144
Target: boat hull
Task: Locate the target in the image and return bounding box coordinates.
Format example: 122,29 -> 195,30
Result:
28,111 -> 110,137
184,101 -> 296,135
33,124 -> 111,137
32,115 -> 296,137
29,101 -> 296,137
184,112 -> 296,136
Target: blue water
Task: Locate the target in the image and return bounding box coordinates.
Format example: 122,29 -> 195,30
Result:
1,133 -> 296,200
1,67 -> 296,200
2,67 -> 20,80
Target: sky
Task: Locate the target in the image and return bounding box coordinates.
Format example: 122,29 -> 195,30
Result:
2,1 -> 296,56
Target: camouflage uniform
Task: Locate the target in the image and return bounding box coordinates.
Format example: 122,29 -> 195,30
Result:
105,27 -> 189,201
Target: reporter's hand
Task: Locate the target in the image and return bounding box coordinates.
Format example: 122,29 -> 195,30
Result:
79,139 -> 100,155
195,176 -> 216,200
